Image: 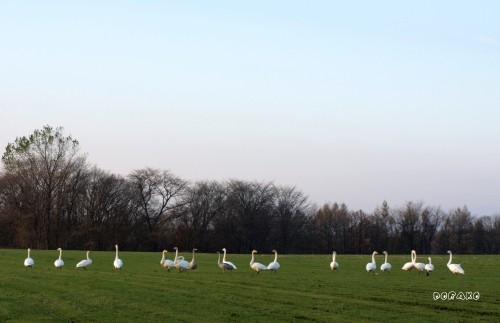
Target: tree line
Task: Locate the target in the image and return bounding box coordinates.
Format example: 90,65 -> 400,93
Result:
1,126 -> 499,254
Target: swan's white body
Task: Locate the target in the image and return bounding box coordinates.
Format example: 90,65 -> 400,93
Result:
250,250 -> 267,274
54,248 -> 64,269
218,252 -> 234,271
267,249 -> 280,272
189,248 -> 198,270
174,247 -> 190,272
402,250 -> 414,271
160,250 -> 176,271
330,251 -> 339,271
412,250 -> 425,273
222,248 -> 237,270
447,250 -> 465,275
380,251 -> 392,273
113,244 -> 123,270
24,248 -> 34,268
425,257 -> 434,276
76,251 -> 92,270
366,251 -> 378,273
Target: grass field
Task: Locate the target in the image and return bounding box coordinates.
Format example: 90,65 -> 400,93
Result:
0,249 -> 498,322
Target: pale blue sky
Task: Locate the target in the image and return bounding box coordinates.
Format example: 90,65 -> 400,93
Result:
1,1 -> 499,215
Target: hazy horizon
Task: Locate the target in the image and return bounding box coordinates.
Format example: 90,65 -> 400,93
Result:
1,1 -> 499,216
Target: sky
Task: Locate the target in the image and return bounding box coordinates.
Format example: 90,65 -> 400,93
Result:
1,1 -> 499,216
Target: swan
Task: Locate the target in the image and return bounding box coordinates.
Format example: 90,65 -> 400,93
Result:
24,248 -> 34,268
217,252 -> 234,272
160,250 -> 176,271
380,251 -> 392,273
447,250 -> 465,275
425,257 -> 434,276
412,250 -> 426,274
366,251 -> 378,273
267,249 -> 281,273
250,250 -> 268,274
76,251 -> 92,270
402,250 -> 414,271
222,248 -> 237,270
113,244 -> 123,270
189,248 -> 198,270
54,248 -> 64,269
329,251 -> 339,271
173,247 -> 190,272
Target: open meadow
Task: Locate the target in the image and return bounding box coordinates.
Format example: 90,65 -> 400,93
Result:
0,249 -> 498,322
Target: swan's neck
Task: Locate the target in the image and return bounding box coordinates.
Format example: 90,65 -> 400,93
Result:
372,253 -> 376,264
59,249 -> 62,260
115,246 -> 119,259
222,250 -> 227,262
448,252 -> 452,265
250,252 -> 255,264
192,249 -> 196,260
412,251 -> 416,264
332,253 -> 336,262
161,251 -> 165,262
27,249 -> 31,257
217,253 -> 221,265
86,251 -> 90,259
174,249 -> 179,262
384,253 -> 388,263
274,252 -> 278,262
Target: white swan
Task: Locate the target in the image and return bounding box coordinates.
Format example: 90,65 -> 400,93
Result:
412,250 -> 425,274
329,251 -> 339,271
222,248 -> 237,270
267,249 -> 281,273
113,244 -> 123,270
76,251 -> 92,270
366,251 -> 378,273
24,248 -> 34,268
217,252 -> 234,271
250,250 -> 268,274
160,250 -> 176,271
447,250 -> 465,275
402,250 -> 414,271
174,247 -> 190,272
425,257 -> 434,276
380,251 -> 392,273
54,248 -> 64,269
189,248 -> 198,270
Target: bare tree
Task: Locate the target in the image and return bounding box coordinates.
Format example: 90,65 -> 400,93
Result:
176,180 -> 226,251
271,185 -> 310,253
1,125 -> 87,248
128,167 -> 188,250
395,201 -> 423,252
223,180 -> 275,252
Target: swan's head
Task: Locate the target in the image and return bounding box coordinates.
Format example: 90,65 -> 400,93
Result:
332,251 -> 337,255
373,251 -> 378,255
193,248 -> 198,251
115,244 -> 118,248
447,250 -> 452,254
222,248 -> 227,252
217,251 -> 220,254
272,249 -> 277,253
252,250 -> 258,254
428,257 -> 431,261
57,247 -> 62,251
174,247 -> 178,250
383,251 -> 388,255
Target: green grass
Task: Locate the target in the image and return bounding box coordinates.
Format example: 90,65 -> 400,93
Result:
0,249 -> 498,322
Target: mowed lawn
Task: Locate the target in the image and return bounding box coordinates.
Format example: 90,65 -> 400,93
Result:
0,249 -> 498,322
